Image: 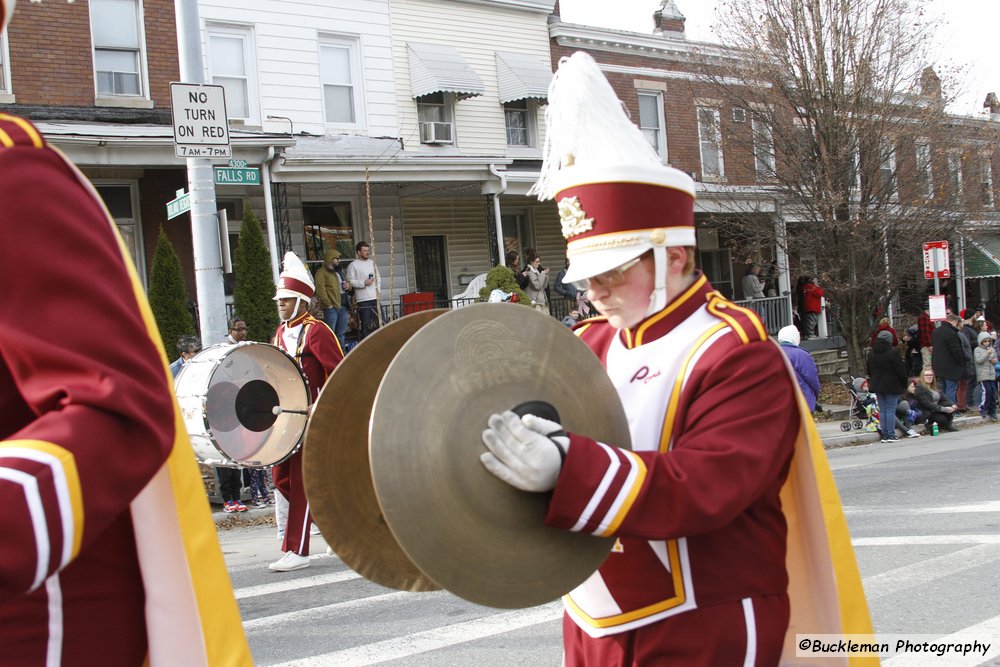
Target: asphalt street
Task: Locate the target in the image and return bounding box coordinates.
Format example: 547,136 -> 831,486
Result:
220,424 -> 1000,666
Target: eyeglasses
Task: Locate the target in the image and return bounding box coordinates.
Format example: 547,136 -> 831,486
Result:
233,327 -> 248,332
570,257 -> 643,292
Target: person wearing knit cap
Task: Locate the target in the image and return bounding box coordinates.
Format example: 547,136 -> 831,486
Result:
0,2 -> 251,664
777,325 -> 821,411
480,51 -> 872,665
269,252 -> 343,572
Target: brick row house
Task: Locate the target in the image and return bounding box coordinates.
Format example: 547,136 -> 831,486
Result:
4,0 -> 998,328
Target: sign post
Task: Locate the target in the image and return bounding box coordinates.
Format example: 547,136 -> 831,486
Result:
923,240 -> 950,296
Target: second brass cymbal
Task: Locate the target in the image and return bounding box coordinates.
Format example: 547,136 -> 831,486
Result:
304,310 -> 446,592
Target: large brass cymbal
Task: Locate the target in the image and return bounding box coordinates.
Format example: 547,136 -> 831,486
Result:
369,303 -> 631,609
304,310 -> 446,592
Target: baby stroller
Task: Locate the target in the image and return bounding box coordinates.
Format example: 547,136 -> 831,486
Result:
838,375 -> 880,432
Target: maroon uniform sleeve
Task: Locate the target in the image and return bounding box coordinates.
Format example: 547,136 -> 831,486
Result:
308,320 -> 344,377
0,141 -> 174,599
546,340 -> 799,540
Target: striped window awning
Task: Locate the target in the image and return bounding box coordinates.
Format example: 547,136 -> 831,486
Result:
408,43 -> 485,100
964,235 -> 1000,279
495,52 -> 552,104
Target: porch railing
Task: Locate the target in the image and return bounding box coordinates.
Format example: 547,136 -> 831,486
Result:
730,294 -> 792,336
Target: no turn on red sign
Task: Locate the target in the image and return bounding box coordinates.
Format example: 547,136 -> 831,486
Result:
169,82 -> 232,158
923,240 -> 950,279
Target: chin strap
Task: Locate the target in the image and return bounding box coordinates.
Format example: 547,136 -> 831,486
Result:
646,245 -> 670,317
280,296 -> 307,323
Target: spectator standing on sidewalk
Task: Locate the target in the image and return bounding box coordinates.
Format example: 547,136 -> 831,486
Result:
959,309 -> 981,410
315,248 -> 351,348
932,313 -> 967,405
868,330 -> 908,443
974,332 -> 998,421
777,325 -> 820,411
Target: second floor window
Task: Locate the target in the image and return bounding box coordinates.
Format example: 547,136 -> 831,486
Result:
879,145 -> 896,199
915,142 -> 933,200
417,92 -> 453,145
91,0 -> 143,97
947,154 -> 963,204
320,38 -> 362,126
752,117 -> 775,180
637,91 -> 666,160
983,157 -> 995,209
504,99 -> 529,146
207,27 -> 258,122
697,107 -> 724,179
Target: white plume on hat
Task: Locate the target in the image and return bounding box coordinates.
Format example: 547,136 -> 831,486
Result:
530,52 -> 664,201
273,251 -> 315,301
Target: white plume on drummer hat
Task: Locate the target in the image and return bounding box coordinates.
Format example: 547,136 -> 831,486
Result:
274,251 -> 315,301
530,52 -> 696,316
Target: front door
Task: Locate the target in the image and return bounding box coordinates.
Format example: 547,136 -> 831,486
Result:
413,235 -> 448,301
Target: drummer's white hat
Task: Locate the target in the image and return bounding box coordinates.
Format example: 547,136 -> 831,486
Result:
274,252 -> 315,301
530,52 -> 696,286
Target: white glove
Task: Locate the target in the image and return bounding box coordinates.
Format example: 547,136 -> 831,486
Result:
480,410 -> 570,492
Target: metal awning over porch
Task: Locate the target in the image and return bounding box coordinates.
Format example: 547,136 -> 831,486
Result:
964,236 -> 1000,279
495,52 -> 552,103
408,43 -> 485,100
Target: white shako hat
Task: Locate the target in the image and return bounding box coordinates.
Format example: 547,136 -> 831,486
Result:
273,252 -> 315,301
530,52 -> 696,316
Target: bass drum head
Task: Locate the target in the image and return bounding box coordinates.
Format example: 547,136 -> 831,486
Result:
178,342 -> 310,467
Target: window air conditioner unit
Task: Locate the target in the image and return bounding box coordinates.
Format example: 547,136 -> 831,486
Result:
732,107 -> 747,123
420,121 -> 453,144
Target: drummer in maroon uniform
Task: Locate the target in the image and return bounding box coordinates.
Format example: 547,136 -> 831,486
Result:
269,252 -> 343,571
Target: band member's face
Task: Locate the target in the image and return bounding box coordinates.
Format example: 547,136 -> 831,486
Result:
587,254 -> 655,330
277,297 -> 300,320
230,322 -> 248,342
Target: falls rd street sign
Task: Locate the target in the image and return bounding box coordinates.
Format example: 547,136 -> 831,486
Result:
214,166 -> 260,185
166,190 -> 191,220
170,82 -> 231,158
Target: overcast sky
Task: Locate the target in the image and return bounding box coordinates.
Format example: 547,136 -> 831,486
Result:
558,0 -> 999,117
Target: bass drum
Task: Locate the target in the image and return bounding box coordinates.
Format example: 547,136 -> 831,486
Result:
175,342 -> 310,468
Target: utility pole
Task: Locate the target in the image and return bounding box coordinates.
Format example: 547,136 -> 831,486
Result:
174,0 -> 226,345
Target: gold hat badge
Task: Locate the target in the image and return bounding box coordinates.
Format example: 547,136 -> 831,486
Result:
558,196 -> 594,239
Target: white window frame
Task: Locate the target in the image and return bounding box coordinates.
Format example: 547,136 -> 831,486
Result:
879,144 -> 897,201
983,156 -> 995,210
319,34 -> 365,131
947,153 -> 963,204
752,117 -> 775,181
206,23 -> 260,125
94,181 -> 146,286
696,106 -> 724,181
416,91 -> 456,147
503,98 -> 539,154
0,27 -> 12,100
637,91 -> 667,162
89,0 -> 150,101
915,141 -> 933,200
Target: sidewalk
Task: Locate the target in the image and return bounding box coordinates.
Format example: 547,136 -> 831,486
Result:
816,403 -> 986,448
211,410 -> 989,528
